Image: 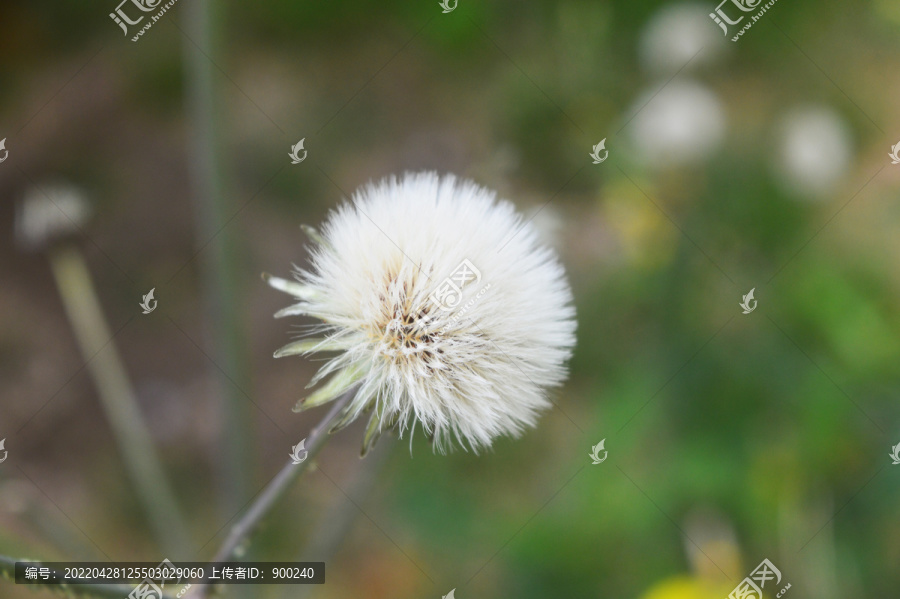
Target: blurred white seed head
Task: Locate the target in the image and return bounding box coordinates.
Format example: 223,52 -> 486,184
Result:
629,80 -> 725,166
267,172 -> 577,454
15,183 -> 91,251
639,3 -> 724,74
0,480 -> 33,515
775,106 -> 852,200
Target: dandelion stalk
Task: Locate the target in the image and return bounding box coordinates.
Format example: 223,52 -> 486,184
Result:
183,0 -> 255,519
17,185 -> 189,556
48,246 -> 191,558
189,390 -> 354,599
0,555 -> 177,599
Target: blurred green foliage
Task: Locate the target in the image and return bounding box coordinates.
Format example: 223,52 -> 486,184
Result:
1,0 -> 899,598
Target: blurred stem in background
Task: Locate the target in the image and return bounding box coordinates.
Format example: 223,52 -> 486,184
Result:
48,246 -> 190,558
183,0 -> 255,522
9,482 -> 105,561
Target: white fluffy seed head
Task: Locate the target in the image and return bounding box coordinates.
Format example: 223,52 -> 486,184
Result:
15,183 -> 91,251
269,172 -> 577,454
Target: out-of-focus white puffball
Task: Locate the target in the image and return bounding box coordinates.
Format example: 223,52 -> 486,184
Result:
628,80 -> 725,166
776,107 -> 852,200
15,182 -> 91,251
639,3 -> 724,74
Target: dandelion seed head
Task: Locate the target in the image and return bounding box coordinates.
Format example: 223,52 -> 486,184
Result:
629,80 -> 725,166
639,3 -> 724,74
268,172 -> 577,454
15,183 -> 91,251
776,106 -> 851,200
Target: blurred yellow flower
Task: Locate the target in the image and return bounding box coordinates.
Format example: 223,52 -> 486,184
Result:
603,180 -> 677,270
639,575 -> 731,599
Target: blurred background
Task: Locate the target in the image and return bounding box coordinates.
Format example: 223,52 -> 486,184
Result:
1,0 -> 899,597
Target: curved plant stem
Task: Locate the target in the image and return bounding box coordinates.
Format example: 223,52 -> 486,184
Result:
49,246 -> 190,558
0,555 -> 177,599
190,389 -> 355,598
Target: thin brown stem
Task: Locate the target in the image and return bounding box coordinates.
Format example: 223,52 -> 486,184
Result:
49,246 -> 190,557
190,389 -> 355,598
